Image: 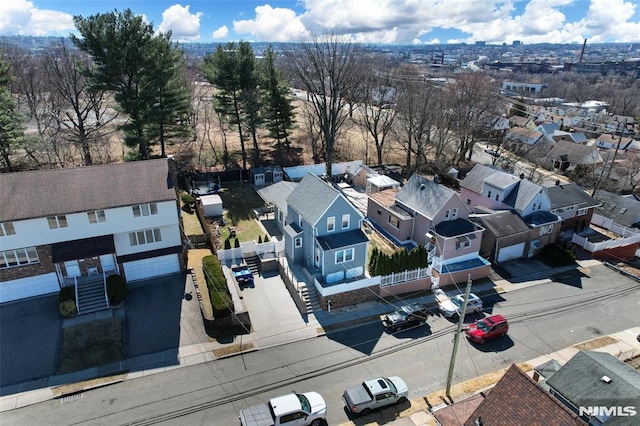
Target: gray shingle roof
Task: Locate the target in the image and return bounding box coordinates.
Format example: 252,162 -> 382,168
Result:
546,140 -> 602,165
0,158 -> 176,222
257,181 -> 298,213
593,190 -> 640,228
286,173 -> 340,225
461,164 -> 506,193
546,351 -> 640,415
502,179 -> 544,211
475,211 -> 530,237
395,174 -> 457,219
544,183 -> 601,210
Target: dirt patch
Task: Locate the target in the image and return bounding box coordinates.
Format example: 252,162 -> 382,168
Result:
57,317 -> 125,374
52,374 -> 127,397
573,336 -> 618,351
212,342 -> 256,357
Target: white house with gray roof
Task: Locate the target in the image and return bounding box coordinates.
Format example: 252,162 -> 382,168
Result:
0,158 -> 183,308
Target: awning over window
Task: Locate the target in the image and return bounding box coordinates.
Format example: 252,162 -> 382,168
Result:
51,235 -> 116,263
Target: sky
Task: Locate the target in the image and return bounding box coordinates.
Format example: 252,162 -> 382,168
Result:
1,0 -> 640,45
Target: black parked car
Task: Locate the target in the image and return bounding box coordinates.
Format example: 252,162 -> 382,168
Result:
382,303 -> 429,332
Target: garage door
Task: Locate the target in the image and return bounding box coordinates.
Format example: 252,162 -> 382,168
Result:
497,242 -> 526,263
0,273 -> 60,304
123,254 -> 180,282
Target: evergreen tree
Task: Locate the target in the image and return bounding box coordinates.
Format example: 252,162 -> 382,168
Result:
0,56 -> 25,172
72,9 -> 186,160
260,45 -> 295,163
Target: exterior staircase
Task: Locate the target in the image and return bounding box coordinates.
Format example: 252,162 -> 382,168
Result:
76,278 -> 109,314
245,254 -> 261,276
298,283 -> 322,314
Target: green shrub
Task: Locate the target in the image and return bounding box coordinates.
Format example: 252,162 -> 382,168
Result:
106,274 -> 128,304
181,192 -> 196,204
202,255 -> 234,317
264,233 -> 270,243
258,235 -> 263,243
59,300 -> 77,317
224,238 -> 232,250
59,285 -> 75,302
234,238 -> 240,248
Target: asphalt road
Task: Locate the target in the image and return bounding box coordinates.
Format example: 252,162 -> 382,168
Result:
3,264 -> 639,426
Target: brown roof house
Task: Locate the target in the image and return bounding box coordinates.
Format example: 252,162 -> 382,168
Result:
433,364 -> 586,426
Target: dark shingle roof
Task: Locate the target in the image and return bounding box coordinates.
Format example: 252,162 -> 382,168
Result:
395,174 -> 457,219
546,351 -> 640,418
475,211 -> 531,237
546,140 -> 602,165
434,218 -> 478,237
522,210 -> 559,226
316,229 -> 369,250
544,183 -> 601,210
593,190 -> 640,228
286,173 -> 340,226
0,159 -> 176,222
463,364 -> 586,426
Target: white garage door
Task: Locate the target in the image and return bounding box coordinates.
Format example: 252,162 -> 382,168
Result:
497,242 -> 526,263
0,273 -> 60,304
123,254 -> 180,282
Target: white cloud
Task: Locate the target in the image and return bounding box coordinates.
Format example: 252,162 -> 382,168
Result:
233,5 -> 309,42
212,25 -> 228,40
0,0 -> 73,36
158,4 -> 202,42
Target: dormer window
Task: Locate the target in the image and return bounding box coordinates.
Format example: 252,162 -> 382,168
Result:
327,216 -> 335,232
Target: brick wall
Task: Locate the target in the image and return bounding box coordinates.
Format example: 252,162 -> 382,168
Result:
0,245 -> 57,282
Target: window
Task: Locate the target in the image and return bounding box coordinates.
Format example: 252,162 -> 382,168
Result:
451,208 -> 458,220
495,194 -> 499,201
0,247 -> 39,269
466,199 -> 471,205
128,228 -> 162,246
278,211 -> 283,223
0,222 -> 15,236
342,214 -> 350,229
539,224 -> 554,236
576,208 -> 588,216
47,215 -> 68,229
388,215 -> 400,229
327,216 -> 335,232
132,203 -> 158,217
335,248 -> 354,264
294,237 -> 302,248
487,190 -> 492,198
87,210 -> 106,224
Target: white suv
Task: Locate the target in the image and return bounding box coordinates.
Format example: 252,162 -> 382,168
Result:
438,292 -> 483,318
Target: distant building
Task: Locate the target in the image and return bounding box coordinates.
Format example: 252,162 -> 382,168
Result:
502,81 -> 547,94
512,40 -> 522,46
475,41 -> 486,46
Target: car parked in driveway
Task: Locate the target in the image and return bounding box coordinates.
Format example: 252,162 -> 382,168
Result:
465,314 -> 509,344
434,289 -> 483,319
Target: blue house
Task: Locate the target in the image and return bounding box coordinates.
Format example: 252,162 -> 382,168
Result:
284,173 -> 369,284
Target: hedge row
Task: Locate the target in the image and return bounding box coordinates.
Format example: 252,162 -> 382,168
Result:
203,255 -> 234,317
368,245 -> 428,276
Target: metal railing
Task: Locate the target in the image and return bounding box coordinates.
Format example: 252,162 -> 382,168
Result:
73,276 -> 79,314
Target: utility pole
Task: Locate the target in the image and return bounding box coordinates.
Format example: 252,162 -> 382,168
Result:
592,120 -> 625,197
445,274 -> 472,400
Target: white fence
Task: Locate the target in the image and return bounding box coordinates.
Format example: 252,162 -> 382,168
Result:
313,275 -> 380,297
572,232 -> 640,253
217,240 -> 284,262
379,267 -> 431,287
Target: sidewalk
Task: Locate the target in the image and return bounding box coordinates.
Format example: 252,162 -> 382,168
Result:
0,258 -> 618,414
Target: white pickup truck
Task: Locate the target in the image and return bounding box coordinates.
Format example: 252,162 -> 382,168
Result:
239,392 -> 326,426
433,288 -> 483,319
342,376 -> 408,415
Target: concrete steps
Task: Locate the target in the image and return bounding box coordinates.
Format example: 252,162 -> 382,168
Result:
298,283 -> 322,314
77,279 -> 109,314
245,254 -> 261,276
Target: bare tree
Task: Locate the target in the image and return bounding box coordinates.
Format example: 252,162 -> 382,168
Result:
356,57 -> 398,165
43,40 -> 117,166
284,35 -> 363,177
394,78 -> 437,176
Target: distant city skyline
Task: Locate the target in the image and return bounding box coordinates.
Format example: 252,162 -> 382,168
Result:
1,1 -> 640,45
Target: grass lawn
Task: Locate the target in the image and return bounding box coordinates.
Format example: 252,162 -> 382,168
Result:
217,182 -> 268,244
57,317 -> 125,374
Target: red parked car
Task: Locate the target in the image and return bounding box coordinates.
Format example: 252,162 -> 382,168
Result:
465,315 -> 509,344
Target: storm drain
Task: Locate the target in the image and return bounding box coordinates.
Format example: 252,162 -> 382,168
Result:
59,393 -> 83,403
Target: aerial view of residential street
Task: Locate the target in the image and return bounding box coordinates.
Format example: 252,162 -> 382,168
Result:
2,1 -> 640,425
